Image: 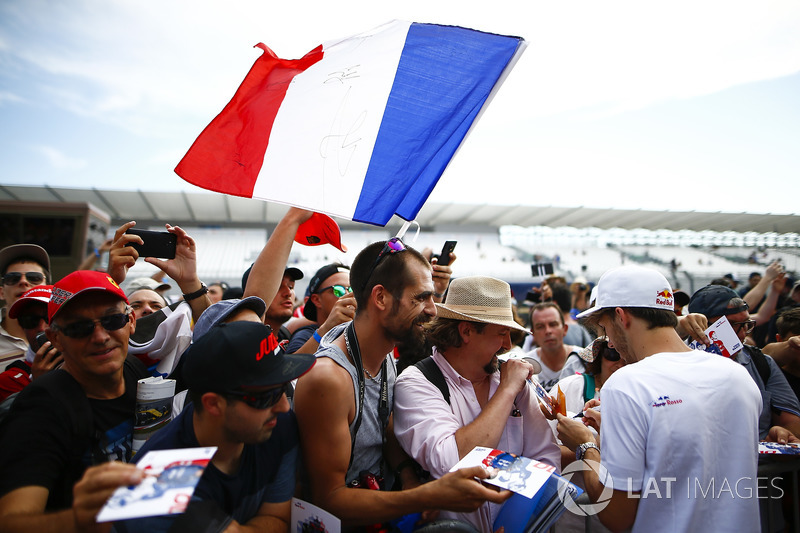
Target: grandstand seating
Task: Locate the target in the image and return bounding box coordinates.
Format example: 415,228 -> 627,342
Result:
121,226 -> 799,301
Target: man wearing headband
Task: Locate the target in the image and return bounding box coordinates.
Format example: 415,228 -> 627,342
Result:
555,265 -> 762,533
0,270 -> 151,532
394,276 -> 559,532
119,321 -> 315,533
294,240 -> 511,529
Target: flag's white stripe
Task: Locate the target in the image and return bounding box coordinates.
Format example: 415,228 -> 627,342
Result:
253,20 -> 411,220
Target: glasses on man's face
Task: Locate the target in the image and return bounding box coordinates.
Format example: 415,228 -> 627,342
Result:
3,272 -> 45,286
318,284 -> 353,298
17,314 -> 48,330
731,319 -> 757,335
224,383 -> 290,410
361,238 -> 407,291
54,313 -> 130,339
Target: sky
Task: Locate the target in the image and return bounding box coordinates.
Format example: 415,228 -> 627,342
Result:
1,0 -> 799,219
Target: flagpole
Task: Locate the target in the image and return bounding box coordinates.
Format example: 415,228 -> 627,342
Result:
394,219 -> 420,242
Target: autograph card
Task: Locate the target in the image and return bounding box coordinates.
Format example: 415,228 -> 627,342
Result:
96,447 -> 217,522
530,378 -> 553,415
688,315 -> 742,358
759,442 -> 800,455
450,446 -> 553,499
292,497 -> 341,533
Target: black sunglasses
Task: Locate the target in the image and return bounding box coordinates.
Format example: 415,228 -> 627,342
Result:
224,383 -> 290,410
54,313 -> 130,339
361,238 -> 407,291
587,336 -> 621,362
601,343 -> 621,362
17,314 -> 48,330
730,319 -> 757,335
3,272 -> 45,286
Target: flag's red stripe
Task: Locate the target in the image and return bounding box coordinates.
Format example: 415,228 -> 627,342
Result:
175,44 -> 324,197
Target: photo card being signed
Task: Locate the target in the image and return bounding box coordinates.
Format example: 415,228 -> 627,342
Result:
96,447 -> 217,522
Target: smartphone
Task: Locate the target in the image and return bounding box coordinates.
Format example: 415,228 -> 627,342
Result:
436,241 -> 457,266
525,290 -> 542,304
125,229 -> 177,259
34,331 -> 56,354
531,262 -> 554,278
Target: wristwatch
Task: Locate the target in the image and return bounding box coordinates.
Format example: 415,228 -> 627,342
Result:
182,282 -> 208,302
576,441 -> 600,461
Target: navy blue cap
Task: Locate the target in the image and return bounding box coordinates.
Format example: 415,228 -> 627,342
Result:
688,285 -> 748,319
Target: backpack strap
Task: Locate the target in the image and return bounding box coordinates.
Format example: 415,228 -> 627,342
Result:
5,360 -> 31,374
582,373 -> 596,405
746,345 -> 771,386
414,357 -> 450,406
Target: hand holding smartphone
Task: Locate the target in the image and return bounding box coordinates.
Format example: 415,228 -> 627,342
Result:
436,241 -> 457,266
124,229 -> 177,259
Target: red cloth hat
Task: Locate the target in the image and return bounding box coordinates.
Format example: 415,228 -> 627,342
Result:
295,213 -> 347,253
8,285 -> 53,319
49,271 -> 128,322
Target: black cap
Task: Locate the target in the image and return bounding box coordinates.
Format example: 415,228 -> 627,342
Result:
688,285 -> 748,319
183,321 -> 315,393
302,264 -> 350,321
673,290 -> 691,308
241,264 -> 303,292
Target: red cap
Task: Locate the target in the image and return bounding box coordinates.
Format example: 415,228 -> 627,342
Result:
9,285 -> 53,319
295,213 -> 347,253
49,271 -> 128,322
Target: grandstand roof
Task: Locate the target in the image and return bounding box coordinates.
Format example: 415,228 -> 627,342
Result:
2,184 -> 798,234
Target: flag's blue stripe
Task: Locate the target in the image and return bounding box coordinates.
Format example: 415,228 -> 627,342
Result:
352,23 -> 522,226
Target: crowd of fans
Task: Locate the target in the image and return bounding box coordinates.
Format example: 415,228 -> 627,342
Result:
0,208 -> 799,533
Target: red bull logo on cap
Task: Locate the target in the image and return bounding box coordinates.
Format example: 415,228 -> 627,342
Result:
655,289 -> 674,308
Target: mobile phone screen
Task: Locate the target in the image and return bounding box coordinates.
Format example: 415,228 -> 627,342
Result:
125,229 -> 177,259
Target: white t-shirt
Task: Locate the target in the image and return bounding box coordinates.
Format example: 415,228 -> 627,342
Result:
526,347 -> 585,392
601,350 -> 761,533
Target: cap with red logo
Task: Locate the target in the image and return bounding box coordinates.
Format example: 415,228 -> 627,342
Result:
577,265 -> 674,319
48,271 -> 129,322
9,285 -> 53,319
182,321 -> 316,393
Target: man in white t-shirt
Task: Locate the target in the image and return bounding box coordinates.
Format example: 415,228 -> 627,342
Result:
555,265 -> 762,533
524,302 -> 584,391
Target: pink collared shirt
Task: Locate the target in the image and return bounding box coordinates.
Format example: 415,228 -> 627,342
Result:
394,348 -> 560,532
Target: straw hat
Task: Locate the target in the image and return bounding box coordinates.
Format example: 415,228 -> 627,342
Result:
436,276 -> 529,334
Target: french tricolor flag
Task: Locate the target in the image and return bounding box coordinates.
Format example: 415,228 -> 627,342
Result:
176,20 -> 525,227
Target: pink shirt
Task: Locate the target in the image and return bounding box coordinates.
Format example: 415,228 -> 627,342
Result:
394,349 -> 560,532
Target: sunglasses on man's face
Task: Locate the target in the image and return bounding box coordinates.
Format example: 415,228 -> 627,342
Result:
17,314 -> 48,330
730,319 -> 757,335
3,272 -> 45,286
224,383 -> 290,410
54,313 -> 130,339
318,284 -> 353,298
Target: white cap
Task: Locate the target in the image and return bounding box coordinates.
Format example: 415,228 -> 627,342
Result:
577,265 -> 674,319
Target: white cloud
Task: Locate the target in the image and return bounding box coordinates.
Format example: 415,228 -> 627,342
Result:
31,145 -> 87,170
0,91 -> 23,105
4,0 -> 800,129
